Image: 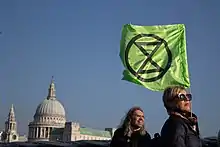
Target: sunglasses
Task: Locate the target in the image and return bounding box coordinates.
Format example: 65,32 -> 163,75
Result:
175,93 -> 192,101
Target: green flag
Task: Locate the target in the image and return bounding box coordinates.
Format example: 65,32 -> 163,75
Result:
120,24 -> 190,91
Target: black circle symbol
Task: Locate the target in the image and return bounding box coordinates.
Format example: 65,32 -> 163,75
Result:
125,34 -> 172,82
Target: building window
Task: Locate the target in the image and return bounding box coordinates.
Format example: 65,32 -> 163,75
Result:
12,135 -> 17,140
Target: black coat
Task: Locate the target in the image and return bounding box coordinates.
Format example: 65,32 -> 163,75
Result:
160,114 -> 202,147
110,128 -> 151,147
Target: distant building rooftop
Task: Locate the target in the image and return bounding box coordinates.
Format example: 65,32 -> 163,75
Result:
80,127 -> 111,138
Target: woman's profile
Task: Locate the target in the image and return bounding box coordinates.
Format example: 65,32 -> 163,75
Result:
160,85 -> 202,147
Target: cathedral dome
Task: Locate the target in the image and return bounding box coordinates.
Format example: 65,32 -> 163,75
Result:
28,77 -> 66,142
35,98 -> 65,117
33,78 -> 66,119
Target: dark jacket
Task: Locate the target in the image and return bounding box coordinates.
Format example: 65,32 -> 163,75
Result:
160,114 -> 202,147
110,128 -> 151,147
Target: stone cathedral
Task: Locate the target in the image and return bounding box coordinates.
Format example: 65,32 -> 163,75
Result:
0,105 -> 27,142
27,78 -> 115,142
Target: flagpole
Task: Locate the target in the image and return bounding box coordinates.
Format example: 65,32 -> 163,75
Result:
189,86 -> 193,117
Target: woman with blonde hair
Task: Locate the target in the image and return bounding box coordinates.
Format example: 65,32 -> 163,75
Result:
110,106 -> 151,147
160,85 -> 202,147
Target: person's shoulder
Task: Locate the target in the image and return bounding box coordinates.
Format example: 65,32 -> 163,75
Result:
167,115 -> 186,127
113,128 -> 124,136
140,131 -> 152,145
144,131 -> 151,139
161,115 -> 186,136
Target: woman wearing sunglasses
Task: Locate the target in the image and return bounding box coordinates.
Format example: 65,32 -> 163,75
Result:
159,86 -> 202,147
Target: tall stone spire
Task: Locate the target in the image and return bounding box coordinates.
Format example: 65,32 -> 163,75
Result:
47,76 -> 56,100
8,104 -> 15,122
4,104 -> 18,142
5,104 -> 17,133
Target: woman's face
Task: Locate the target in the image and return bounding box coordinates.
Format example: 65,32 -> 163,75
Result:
176,90 -> 192,112
131,110 -> 145,128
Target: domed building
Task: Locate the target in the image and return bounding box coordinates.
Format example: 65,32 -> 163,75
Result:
28,78 -> 115,142
28,78 -> 66,141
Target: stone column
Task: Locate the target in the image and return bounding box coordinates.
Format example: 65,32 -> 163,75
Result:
36,127 -> 38,138
44,128 -> 46,138
40,127 -> 42,138
39,127 -> 42,138
38,127 -> 40,138
48,127 -> 50,138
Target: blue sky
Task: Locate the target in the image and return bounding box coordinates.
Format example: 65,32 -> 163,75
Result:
0,0 -> 219,137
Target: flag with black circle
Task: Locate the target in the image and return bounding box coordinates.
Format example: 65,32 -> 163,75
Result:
119,24 -> 190,91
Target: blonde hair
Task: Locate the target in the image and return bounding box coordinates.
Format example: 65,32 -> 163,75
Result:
163,85 -> 186,111
118,107 -> 146,137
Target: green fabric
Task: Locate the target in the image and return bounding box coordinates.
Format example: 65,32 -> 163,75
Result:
80,127 -> 111,137
120,24 -> 190,91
